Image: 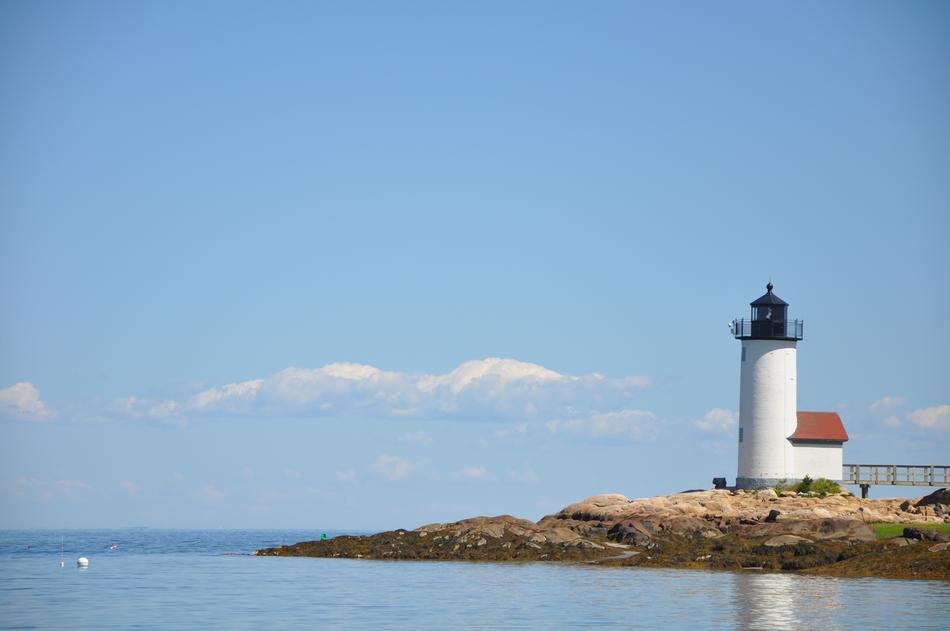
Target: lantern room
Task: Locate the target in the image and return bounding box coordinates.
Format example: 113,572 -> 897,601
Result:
732,282 -> 803,341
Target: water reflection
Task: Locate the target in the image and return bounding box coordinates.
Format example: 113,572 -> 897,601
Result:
734,572 -> 843,631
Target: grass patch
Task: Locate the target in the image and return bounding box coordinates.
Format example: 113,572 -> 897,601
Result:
871,522 -> 950,540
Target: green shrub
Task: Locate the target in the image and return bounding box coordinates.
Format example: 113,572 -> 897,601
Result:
809,478 -> 842,497
798,475 -> 813,493
774,477 -> 841,498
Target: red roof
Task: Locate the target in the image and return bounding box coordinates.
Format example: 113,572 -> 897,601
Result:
788,412 -> 849,442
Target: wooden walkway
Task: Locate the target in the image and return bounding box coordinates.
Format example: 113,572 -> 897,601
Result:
842,464 -> 950,498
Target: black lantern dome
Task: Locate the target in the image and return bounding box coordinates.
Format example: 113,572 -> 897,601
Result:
731,282 -> 803,340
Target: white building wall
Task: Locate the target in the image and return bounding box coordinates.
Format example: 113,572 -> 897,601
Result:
737,339 -> 798,483
791,443 -> 844,481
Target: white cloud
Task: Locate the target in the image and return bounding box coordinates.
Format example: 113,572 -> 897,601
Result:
908,405 -> 950,429
190,379 -> 263,412
283,468 -> 303,479
335,468 -> 357,482
374,455 -> 413,480
546,409 -> 658,441
105,358 -> 651,423
199,484 -> 226,501
883,415 -> 902,429
0,382 -> 54,421
108,396 -> 185,425
12,477 -> 89,499
494,422 -> 529,438
119,480 -> 142,495
870,396 -> 905,413
54,479 -> 89,497
401,430 -> 433,445
507,465 -> 540,484
455,466 -> 488,479
694,408 -> 738,433
10,477 -> 39,499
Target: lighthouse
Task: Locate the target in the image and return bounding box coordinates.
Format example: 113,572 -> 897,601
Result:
731,283 -> 848,489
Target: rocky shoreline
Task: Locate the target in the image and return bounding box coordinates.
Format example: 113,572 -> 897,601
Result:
256,488 -> 950,580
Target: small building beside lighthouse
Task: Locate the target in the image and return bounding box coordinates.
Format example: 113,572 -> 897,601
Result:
731,283 -> 848,489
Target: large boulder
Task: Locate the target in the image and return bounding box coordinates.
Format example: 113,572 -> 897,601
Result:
552,494 -> 633,522
744,518 -> 876,543
764,534 -> 812,547
903,527 -> 950,543
916,488 -> 950,507
607,520 -> 659,546
415,515 -> 543,541
915,488 -> 950,517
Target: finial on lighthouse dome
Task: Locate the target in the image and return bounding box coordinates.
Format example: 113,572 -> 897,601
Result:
766,281 -> 774,294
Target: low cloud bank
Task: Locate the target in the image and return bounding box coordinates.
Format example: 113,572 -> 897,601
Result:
107,358 -> 651,423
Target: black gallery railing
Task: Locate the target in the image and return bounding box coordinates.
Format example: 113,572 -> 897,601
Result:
731,319 -> 804,340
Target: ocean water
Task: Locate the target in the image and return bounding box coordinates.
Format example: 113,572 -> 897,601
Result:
1,530 -> 948,630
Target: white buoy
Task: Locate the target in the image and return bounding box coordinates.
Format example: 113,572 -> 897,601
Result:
76,557 -> 89,568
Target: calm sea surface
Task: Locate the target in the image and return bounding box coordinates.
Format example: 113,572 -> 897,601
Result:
1,529 -> 947,630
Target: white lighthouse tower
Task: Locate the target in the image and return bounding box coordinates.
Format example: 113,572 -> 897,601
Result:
732,282 -> 804,489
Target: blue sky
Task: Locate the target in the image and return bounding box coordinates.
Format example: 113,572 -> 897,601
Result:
1,1 -> 948,529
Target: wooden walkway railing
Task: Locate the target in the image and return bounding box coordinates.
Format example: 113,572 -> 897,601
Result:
842,464 -> 950,498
